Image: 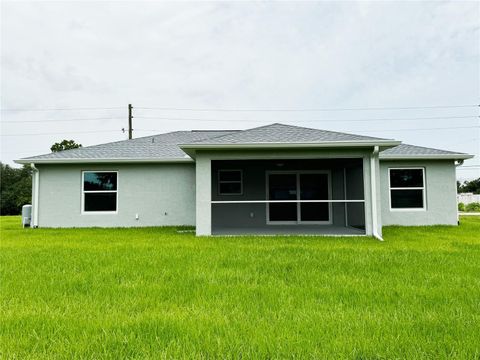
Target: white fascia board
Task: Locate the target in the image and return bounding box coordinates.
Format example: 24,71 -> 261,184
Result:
380,154 -> 474,160
179,140 -> 401,150
179,140 -> 401,158
14,157 -> 194,165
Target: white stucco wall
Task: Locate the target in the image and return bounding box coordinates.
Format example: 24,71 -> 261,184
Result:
36,163 -> 196,227
379,160 -> 458,226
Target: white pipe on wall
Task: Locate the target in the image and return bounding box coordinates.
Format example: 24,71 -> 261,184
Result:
30,163 -> 39,228
370,146 -> 383,241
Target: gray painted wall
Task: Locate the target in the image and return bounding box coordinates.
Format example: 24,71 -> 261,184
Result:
36,163 -> 196,227
32,149 -> 459,231
379,160 -> 458,226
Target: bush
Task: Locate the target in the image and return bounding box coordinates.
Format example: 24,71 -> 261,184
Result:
465,202 -> 480,212
458,202 -> 465,212
0,163 -> 32,215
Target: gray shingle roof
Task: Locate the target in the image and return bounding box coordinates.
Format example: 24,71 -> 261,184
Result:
380,143 -> 471,158
18,130 -> 236,162
185,123 -> 391,144
16,123 -> 472,163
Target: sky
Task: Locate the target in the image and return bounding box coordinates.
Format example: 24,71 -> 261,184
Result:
1,1 -> 479,180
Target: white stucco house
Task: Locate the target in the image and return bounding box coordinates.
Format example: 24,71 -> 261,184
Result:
15,123 -> 473,239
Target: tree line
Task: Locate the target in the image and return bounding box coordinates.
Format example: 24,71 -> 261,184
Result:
0,140 -> 82,215
457,178 -> 480,194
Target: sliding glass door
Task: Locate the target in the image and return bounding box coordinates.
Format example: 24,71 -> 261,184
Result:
268,173 -> 298,222
267,171 -> 331,224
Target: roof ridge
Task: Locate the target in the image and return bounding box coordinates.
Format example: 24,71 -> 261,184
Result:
186,126 -> 269,143
184,123 -> 300,144
273,123 -> 395,140
185,122 -> 392,144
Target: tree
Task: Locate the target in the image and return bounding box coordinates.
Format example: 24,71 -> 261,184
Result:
458,178 -> 480,194
0,163 -> 32,215
50,140 -> 82,152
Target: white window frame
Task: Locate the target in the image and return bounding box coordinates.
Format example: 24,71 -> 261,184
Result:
265,170 -> 333,225
81,170 -> 119,214
218,169 -> 243,196
388,167 -> 426,211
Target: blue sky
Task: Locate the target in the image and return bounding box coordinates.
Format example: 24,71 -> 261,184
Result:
1,1 -> 479,179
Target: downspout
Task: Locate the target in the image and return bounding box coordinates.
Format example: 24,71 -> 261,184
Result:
370,146 -> 383,241
30,163 -> 39,228
455,160 -> 464,224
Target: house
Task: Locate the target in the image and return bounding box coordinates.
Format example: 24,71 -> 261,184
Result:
15,123 -> 473,239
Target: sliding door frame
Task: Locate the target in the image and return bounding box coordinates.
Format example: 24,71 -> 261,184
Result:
265,170 -> 333,225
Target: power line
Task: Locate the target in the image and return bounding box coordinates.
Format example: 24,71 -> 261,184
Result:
0,129 -> 120,137
360,126 -> 480,132
135,125 -> 479,133
1,117 -> 124,123
0,107 -> 124,112
1,115 -> 476,124
136,104 -> 479,112
133,115 -> 478,123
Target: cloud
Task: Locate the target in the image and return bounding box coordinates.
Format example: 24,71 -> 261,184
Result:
1,1 -> 479,178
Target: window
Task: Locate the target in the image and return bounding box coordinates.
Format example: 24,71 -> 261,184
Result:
389,168 -> 425,210
218,170 -> 242,195
82,171 -> 118,213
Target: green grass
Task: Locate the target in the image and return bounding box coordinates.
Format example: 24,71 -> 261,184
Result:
1,217 -> 479,359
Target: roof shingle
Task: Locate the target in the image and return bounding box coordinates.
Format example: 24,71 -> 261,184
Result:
186,123 -> 391,144
16,123 -> 472,163
18,130 -> 236,161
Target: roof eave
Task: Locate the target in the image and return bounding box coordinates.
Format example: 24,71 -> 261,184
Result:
14,157 -> 194,165
179,140 -> 401,157
380,154 -> 474,160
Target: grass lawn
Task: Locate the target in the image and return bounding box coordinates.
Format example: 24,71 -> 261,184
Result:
1,216 -> 479,359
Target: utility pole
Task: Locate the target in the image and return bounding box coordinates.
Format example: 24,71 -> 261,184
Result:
128,104 -> 133,139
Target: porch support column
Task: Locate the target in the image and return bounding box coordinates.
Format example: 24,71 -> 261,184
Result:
363,156 -> 373,236
195,153 -> 212,236
369,146 -> 383,240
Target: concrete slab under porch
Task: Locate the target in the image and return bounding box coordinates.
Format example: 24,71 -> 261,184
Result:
211,225 -> 366,236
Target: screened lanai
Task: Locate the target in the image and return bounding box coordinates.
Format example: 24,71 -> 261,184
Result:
210,159 -> 366,235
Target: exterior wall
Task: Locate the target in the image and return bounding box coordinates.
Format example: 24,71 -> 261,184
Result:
379,160 -> 457,226
195,148 -> 375,235
36,163 -> 196,227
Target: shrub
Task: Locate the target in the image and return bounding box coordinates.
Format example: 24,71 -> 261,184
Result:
458,202 -> 465,212
465,202 -> 480,212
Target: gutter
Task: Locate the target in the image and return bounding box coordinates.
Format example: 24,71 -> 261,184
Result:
30,163 -> 39,228
179,140 -> 401,158
370,146 -> 383,241
15,157 -> 194,165
180,140 -> 401,149
380,154 -> 474,160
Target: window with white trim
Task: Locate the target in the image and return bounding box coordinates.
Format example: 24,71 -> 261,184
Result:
82,171 -> 118,212
218,170 -> 243,195
389,168 -> 425,210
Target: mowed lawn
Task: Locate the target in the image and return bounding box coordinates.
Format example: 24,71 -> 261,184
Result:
1,217 -> 479,359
